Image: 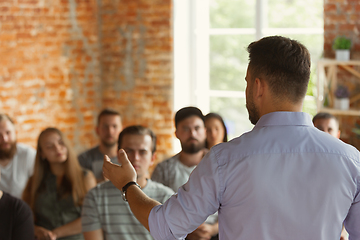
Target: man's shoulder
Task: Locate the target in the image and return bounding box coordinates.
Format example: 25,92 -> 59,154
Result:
156,153 -> 181,168
92,181 -> 117,193
85,181 -> 121,201
16,143 -> 36,154
145,180 -> 174,201
146,179 -> 174,193
14,143 -> 36,163
78,146 -> 101,158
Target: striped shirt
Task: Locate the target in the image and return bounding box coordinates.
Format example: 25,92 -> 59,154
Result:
81,179 -> 174,240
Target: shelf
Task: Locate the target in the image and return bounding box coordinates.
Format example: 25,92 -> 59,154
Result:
316,59 -> 360,116
318,107 -> 360,116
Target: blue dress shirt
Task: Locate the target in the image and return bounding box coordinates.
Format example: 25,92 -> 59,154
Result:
149,112 -> 360,240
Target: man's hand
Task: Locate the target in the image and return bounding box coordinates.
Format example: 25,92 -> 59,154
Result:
186,223 -> 217,240
34,226 -> 56,240
103,149 -> 137,191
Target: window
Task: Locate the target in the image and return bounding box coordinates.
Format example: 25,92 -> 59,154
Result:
174,0 -> 323,142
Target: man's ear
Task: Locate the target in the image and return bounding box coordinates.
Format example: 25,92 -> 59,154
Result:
95,126 -> 100,136
150,152 -> 157,167
175,129 -> 179,139
254,77 -> 265,99
337,130 -> 341,139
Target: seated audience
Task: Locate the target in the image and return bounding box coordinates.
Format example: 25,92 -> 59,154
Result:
0,113 -> 36,198
204,112 -> 228,149
0,170 -> 34,240
312,112 -> 340,138
78,109 -> 123,183
81,125 -> 174,240
23,127 -> 96,240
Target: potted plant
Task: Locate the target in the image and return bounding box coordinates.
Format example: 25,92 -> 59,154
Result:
332,36 -> 352,61
334,85 -> 350,110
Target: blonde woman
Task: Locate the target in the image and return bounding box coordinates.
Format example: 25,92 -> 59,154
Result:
23,128 -> 96,240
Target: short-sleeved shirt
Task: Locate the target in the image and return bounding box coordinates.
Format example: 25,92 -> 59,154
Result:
78,146 -> 118,180
0,143 -> 36,198
35,171 -> 88,240
0,191 -> 34,240
81,179 -> 174,240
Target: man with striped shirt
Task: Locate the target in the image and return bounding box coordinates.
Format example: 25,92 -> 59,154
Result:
81,125 -> 174,240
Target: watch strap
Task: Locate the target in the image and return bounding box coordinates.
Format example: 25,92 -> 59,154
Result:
121,181 -> 141,202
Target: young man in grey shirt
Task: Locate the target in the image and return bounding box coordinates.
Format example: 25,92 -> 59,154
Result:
78,109 -> 122,183
81,125 -> 174,240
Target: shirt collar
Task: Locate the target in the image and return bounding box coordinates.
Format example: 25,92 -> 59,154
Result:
254,111 -> 314,129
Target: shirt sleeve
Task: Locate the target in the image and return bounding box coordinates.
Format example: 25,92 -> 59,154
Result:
12,198 -> 35,240
78,152 -> 92,171
27,147 -> 36,176
149,150 -> 221,240
344,181 -> 360,238
81,190 -> 102,232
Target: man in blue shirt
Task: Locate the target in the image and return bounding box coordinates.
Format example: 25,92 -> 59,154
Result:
103,36 -> 360,240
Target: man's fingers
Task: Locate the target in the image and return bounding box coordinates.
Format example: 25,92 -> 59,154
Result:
104,154 -> 111,163
103,155 -> 111,179
117,149 -> 130,166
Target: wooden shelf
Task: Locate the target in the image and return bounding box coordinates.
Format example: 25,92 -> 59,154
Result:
316,59 -> 360,116
318,107 -> 360,116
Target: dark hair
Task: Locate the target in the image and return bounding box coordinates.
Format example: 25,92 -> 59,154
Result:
0,113 -> 15,124
312,112 -> 338,124
247,36 -> 311,103
175,107 -> 204,128
97,108 -> 121,126
118,125 -> 157,153
204,112 -> 228,147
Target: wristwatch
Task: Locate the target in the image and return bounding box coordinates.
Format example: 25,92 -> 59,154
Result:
121,181 -> 141,202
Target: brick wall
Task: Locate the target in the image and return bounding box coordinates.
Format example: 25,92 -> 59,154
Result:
324,0 -> 360,149
0,0 -> 174,164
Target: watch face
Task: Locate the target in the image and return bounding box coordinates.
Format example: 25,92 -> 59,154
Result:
121,182 -> 141,202
121,191 -> 127,202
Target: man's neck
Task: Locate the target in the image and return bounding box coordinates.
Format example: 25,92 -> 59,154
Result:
137,177 -> 148,189
99,144 -> 118,158
179,149 -> 207,167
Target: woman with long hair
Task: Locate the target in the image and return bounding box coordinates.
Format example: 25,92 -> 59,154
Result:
204,112 -> 228,149
23,127 -> 96,240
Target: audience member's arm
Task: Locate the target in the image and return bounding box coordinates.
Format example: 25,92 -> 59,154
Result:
84,170 -> 97,191
12,198 -> 35,240
103,151 -> 160,230
52,170 -> 97,238
83,229 -> 104,240
52,217 -> 82,238
34,226 -> 56,240
186,222 -> 218,240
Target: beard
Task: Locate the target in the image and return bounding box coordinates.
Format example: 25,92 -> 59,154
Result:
181,138 -> 205,154
0,141 -> 17,160
246,97 -> 260,125
101,139 -> 117,148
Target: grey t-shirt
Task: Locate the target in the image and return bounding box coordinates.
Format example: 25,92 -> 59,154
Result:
81,179 -> 174,240
151,153 -> 196,192
0,143 -> 36,199
151,152 -> 218,224
78,146 -> 118,180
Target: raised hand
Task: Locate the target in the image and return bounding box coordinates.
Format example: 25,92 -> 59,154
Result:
102,149 -> 137,191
